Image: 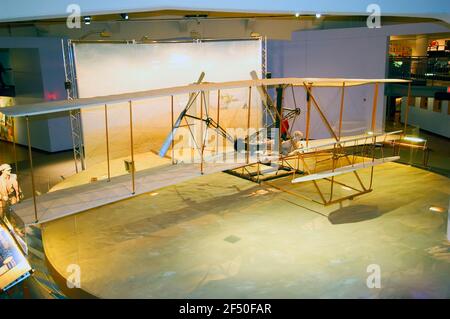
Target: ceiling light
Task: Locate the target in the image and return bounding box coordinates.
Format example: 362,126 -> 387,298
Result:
83,16 -> 91,25
185,14 -> 208,19
120,13 -> 129,20
315,13 -> 322,18
295,12 -> 300,18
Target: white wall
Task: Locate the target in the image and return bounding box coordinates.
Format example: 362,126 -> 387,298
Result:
74,40 -> 263,167
268,22 -> 450,139
269,28 -> 389,139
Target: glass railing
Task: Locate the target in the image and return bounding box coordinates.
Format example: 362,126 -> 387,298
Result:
388,56 -> 450,83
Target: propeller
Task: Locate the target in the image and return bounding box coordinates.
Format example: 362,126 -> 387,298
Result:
250,70 -> 276,124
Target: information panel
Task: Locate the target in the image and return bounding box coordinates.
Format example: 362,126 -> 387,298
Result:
0,221 -> 32,292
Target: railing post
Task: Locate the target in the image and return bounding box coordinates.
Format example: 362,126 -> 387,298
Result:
129,101 -> 135,194
305,85 -> 311,147
171,95 -> 175,164
26,116 -> 38,223
12,118 -> 18,176
404,82 -> 412,136
246,86 -> 252,164
200,91 -> 204,174
338,82 -> 345,141
104,104 -> 111,181
217,89 -> 220,160
371,83 -> 379,133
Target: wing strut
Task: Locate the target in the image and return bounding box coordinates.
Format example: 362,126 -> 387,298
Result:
158,72 -> 205,157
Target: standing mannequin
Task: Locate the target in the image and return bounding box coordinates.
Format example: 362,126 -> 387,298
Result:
0,164 -> 20,220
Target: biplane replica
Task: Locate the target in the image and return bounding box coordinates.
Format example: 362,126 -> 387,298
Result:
0,73 -> 411,225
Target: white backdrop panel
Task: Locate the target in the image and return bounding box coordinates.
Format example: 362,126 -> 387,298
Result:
73,40 -> 262,167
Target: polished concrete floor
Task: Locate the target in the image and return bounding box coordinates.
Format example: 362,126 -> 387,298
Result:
386,121 -> 450,176
42,162 -> 450,298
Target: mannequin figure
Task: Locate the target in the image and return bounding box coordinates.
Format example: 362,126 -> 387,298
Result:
281,130 -> 304,155
0,164 -> 20,219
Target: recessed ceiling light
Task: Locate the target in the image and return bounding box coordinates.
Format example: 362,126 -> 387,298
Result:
83,16 -> 91,25
120,13 -> 129,20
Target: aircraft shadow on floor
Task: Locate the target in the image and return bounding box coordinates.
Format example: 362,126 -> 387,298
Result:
327,205 -> 381,224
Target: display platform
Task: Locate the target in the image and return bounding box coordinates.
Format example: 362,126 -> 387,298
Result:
11,151 -> 241,225
41,162 -> 449,298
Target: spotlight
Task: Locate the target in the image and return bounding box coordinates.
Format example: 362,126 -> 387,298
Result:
315,13 -> 322,18
120,13 -> 129,20
403,136 -> 426,143
429,206 -> 445,213
100,31 -> 112,37
83,16 -> 91,25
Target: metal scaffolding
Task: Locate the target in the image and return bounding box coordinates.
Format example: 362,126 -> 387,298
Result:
62,39 -> 85,172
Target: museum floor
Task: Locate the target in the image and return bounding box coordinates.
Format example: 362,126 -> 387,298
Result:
41,162 -> 450,298
1,128 -> 449,299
